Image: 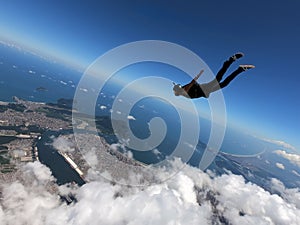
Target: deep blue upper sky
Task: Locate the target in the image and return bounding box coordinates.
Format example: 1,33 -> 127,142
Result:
0,0 -> 299,149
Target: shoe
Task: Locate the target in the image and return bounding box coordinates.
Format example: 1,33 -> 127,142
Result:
230,52 -> 244,61
239,64 -> 255,71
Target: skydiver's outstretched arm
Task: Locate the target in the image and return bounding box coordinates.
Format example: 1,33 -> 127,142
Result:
183,70 -> 204,92
193,69 -> 204,81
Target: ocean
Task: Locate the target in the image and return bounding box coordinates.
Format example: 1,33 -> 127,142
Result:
0,43 -> 268,180
0,44 -> 80,103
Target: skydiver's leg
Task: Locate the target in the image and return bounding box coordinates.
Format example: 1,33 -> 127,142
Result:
207,65 -> 255,94
199,62 -> 233,95
199,68 -> 242,96
215,53 -> 244,82
219,65 -> 255,89
200,53 -> 244,95
215,59 -> 234,82
202,68 -> 243,95
218,67 -> 244,89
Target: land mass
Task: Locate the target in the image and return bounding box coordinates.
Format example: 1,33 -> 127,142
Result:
0,97 -> 147,186
36,86 -> 48,91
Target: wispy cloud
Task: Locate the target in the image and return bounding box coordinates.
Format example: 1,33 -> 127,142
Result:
261,137 -> 296,151
292,170 -> 300,177
274,150 -> 300,167
53,136 -> 75,153
79,87 -> 88,93
127,115 -> 136,120
276,162 -> 285,170
99,105 -> 107,110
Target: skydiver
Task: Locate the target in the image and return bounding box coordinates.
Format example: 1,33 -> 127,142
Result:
173,53 -> 255,98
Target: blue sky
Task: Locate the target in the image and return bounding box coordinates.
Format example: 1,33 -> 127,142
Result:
0,1 -> 299,149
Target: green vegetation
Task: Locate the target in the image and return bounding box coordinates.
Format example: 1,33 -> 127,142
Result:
47,98 -> 74,109
0,165 -> 15,173
0,149 -> 12,173
96,116 -> 113,134
0,150 -> 8,155
0,155 -> 10,165
0,145 -> 8,151
36,86 -> 48,91
0,103 -> 27,112
36,107 -> 69,121
1,169 -> 13,173
8,103 -> 26,112
0,105 -> 8,112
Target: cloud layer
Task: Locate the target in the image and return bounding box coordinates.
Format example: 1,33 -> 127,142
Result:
274,150 -> 300,167
1,160 -> 300,225
261,138 -> 296,151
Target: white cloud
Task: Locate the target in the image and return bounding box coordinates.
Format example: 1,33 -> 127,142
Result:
274,150 -> 300,167
276,162 -> 285,170
79,87 -> 88,92
99,105 -> 107,110
83,147 -> 98,167
214,173 -> 300,225
1,159 -> 300,225
152,148 -> 161,156
292,170 -> 300,177
270,178 -> 300,208
184,142 -> 195,149
261,138 -> 296,151
60,80 -> 67,85
127,115 -> 136,120
0,162 -> 61,225
66,180 -> 210,225
109,143 -> 120,152
126,150 -> 133,159
0,205 -> 4,221
28,70 -> 36,74
52,136 -> 75,153
23,161 -> 55,184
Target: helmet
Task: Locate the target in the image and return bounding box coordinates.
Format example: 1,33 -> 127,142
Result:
173,83 -> 183,96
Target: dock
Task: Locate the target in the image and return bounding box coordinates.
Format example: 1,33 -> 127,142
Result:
58,151 -> 84,177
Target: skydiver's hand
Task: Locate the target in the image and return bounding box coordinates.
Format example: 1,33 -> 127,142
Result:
195,70 -> 204,80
